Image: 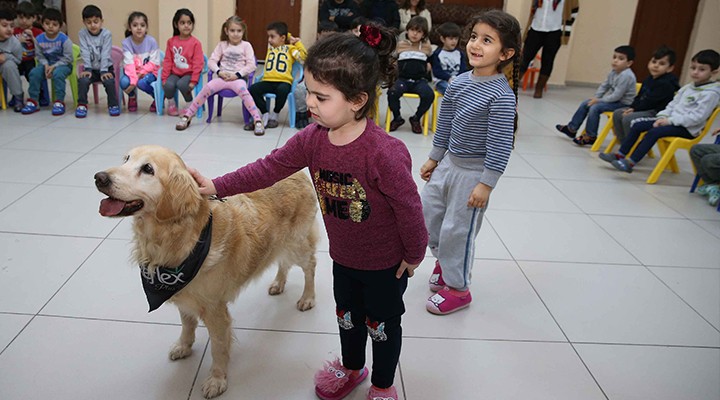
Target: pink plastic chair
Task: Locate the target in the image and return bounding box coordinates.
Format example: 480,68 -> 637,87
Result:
78,45 -> 125,106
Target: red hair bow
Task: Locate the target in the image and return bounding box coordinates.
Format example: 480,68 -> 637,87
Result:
359,25 -> 381,48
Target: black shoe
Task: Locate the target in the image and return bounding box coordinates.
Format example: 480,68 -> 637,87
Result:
409,116 -> 422,134
599,152 -> 619,163
243,122 -> 254,131
389,117 -> 405,132
13,97 -> 24,113
555,124 -> 576,138
572,135 -> 596,146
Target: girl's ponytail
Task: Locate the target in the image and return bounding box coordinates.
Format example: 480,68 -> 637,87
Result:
358,23 -> 398,89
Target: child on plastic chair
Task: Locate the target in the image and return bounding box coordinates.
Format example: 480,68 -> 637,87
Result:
175,16 -> 263,135
160,8 -> 204,116
120,11 -> 160,113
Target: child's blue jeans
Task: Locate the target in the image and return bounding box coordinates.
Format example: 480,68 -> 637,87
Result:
435,80 -> 449,96
119,73 -> 156,97
568,99 -> 625,137
28,64 -> 71,102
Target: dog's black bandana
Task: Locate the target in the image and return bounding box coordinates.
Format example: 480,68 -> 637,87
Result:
140,214 -> 213,312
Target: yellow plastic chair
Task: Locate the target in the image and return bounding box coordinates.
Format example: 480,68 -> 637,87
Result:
368,86 -> 382,127
431,89 -> 443,133
0,74 -> 6,110
645,107 -> 720,184
385,92 -> 433,136
590,83 -> 642,152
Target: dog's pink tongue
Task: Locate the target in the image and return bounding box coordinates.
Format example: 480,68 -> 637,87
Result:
99,198 -> 126,216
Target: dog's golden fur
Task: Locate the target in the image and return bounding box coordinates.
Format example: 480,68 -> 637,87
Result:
95,145 -> 318,398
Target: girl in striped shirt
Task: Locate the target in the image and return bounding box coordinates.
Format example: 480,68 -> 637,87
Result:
420,10 -> 521,315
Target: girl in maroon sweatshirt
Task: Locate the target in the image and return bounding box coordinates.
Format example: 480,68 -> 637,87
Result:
190,24 -> 427,400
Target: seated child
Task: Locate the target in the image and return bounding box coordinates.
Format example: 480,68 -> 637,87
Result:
600,46 -> 679,148
13,2 -> 45,107
387,16 -> 433,134
249,21 -> 306,129
0,9 -> 24,112
76,5 -> 119,118
21,8 -> 73,116
161,8 -> 204,116
293,20 -> 338,130
556,45 -> 637,146
429,22 -> 467,96
606,50 -> 720,174
121,11 -> 160,113
691,128 -> 720,207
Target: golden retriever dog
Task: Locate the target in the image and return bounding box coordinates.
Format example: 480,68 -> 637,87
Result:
94,145 -> 318,398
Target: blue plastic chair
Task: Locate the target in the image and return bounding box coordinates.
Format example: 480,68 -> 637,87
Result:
152,53 -> 208,118
205,69 -> 255,124
254,61 -> 304,128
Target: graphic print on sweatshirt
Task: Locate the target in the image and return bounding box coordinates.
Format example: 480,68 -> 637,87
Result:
313,168 -> 371,223
173,46 -> 189,69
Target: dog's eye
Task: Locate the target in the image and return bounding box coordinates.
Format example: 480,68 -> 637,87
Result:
122,155 -> 129,163
141,163 -> 154,175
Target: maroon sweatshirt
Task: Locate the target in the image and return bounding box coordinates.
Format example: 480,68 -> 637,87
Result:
213,120 -> 428,270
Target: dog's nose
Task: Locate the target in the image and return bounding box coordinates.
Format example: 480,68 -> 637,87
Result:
94,171 -> 111,188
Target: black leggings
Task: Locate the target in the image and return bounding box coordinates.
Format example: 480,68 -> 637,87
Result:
520,28 -> 562,77
333,261 -> 408,389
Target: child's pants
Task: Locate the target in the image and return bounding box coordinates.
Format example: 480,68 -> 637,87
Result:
183,77 -> 261,121
249,81 -> 291,114
387,78 -> 434,120
163,74 -> 193,101
0,60 -> 24,98
620,118 -> 694,163
421,155 -> 488,291
28,64 -> 71,102
333,261 -> 407,389
611,108 -> 656,142
435,80 -> 449,96
119,73 -> 156,97
568,99 -> 625,137
78,68 -> 118,107
690,144 -> 720,184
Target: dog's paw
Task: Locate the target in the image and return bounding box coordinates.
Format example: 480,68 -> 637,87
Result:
296,296 -> 316,311
168,343 -> 193,360
268,281 -> 285,296
202,376 -> 228,399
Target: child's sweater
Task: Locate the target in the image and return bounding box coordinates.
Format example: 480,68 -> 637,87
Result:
657,81 -> 720,136
79,28 -> 113,72
594,67 -> 636,105
212,121 -> 428,270
261,40 -> 306,84
396,39 -> 432,81
630,72 -> 679,112
122,35 -> 160,85
13,26 -> 43,61
0,35 -> 23,66
161,35 -> 204,84
208,41 -> 256,79
35,32 -> 73,67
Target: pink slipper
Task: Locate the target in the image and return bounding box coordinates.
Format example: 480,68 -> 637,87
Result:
428,260 -> 445,292
367,385 -> 398,400
426,287 -> 472,315
315,358 -> 368,400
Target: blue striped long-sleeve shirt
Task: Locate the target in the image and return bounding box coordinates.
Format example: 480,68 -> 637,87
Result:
428,71 -> 516,188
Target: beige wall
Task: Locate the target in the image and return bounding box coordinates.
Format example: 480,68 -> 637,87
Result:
65,0 -> 718,86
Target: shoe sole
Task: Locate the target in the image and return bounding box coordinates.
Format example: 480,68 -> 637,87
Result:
426,301 -> 471,315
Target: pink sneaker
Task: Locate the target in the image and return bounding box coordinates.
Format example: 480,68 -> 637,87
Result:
367,385 -> 398,400
167,102 -> 179,116
127,97 -> 138,112
426,287 -> 472,315
314,358 -> 368,400
429,260 -> 445,292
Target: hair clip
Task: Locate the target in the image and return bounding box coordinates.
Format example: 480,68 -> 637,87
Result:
359,25 -> 381,48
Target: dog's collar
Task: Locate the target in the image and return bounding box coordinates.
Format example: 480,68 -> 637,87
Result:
139,213 -> 213,312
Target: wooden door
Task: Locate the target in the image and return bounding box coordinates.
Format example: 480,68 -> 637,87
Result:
629,0 -> 699,80
236,0 -> 302,62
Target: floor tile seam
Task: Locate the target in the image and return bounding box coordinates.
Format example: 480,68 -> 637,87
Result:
0,230 -> 111,240
639,183 -> 720,222
585,214 -> 647,265
689,218 -> 720,239
643,267 -> 720,334
569,341 -> 720,350
492,206 -> 693,220
645,264 -> 720,271
0,314 -> 35,357
0,183 -> 42,214
187,339 -> 211,400
401,336 -> 568,344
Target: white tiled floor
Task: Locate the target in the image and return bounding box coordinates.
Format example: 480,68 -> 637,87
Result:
1,85 -> 719,400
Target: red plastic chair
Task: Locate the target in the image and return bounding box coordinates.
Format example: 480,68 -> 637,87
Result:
78,45 -> 125,106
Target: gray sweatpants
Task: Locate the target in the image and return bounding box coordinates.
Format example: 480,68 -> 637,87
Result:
0,60 -> 23,98
612,108 -> 656,142
690,143 -> 720,184
163,74 -> 193,101
421,155 -> 488,291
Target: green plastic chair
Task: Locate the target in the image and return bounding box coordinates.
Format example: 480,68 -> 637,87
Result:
49,44 -> 80,105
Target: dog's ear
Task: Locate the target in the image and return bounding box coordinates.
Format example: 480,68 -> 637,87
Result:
156,168 -> 202,222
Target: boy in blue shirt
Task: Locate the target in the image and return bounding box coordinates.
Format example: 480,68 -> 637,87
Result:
76,5 -> 119,118
429,22 -> 467,96
21,8 -> 73,116
556,45 -> 637,146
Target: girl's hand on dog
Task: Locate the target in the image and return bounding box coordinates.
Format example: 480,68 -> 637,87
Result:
188,168 -> 217,195
396,260 -> 419,279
